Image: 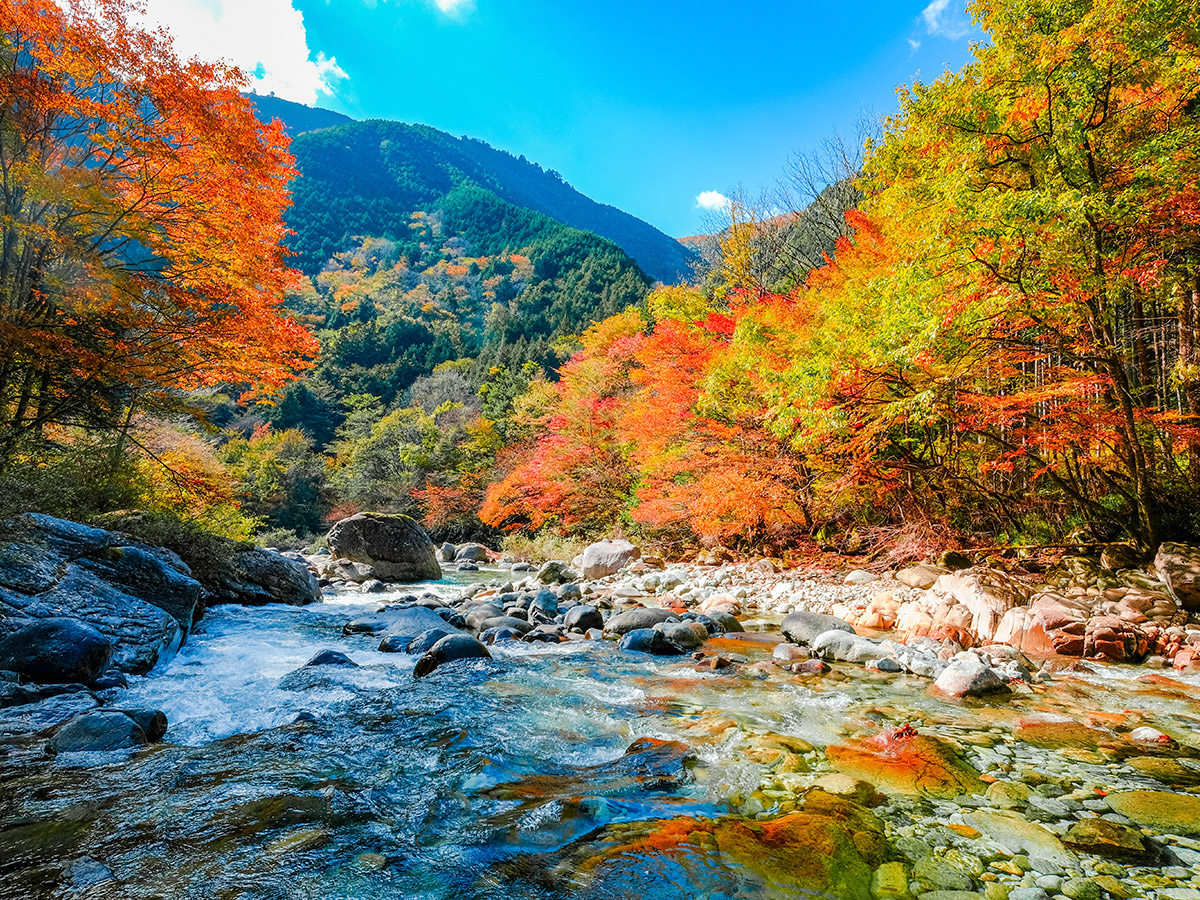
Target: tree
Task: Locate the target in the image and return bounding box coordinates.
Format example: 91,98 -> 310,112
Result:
0,0 -> 317,469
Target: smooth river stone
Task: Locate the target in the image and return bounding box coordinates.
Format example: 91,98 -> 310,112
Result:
963,809 -> 1078,875
825,726 -> 983,799
1105,791 -> 1200,835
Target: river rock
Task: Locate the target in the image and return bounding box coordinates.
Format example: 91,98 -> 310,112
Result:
603,606 -> 679,636
657,620 -> 707,650
47,710 -> 150,753
0,692 -> 100,735
619,628 -> 682,655
811,630 -> 889,663
115,709 -> 168,742
413,634 -> 491,678
897,564 -> 948,590
781,610 -> 855,646
826,726 -> 983,799
402,628 -> 452,655
1155,542 -> 1200,612
933,656 -> 1010,699
0,618 -> 112,685
1105,791 -> 1200,835
964,809 -> 1078,874
439,543 -> 456,562
326,513 -> 441,582
0,516 -> 197,674
564,605 -> 602,633
537,561 -> 578,584
580,539 -> 640,580
207,548 -> 320,607
930,568 -> 1026,645
304,649 -> 357,668
1063,817 -> 1152,861
454,543 -> 490,563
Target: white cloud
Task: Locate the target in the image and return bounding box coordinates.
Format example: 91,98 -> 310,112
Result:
137,0 -> 348,105
921,0 -> 970,40
907,37 -> 922,52
433,0 -> 475,15
695,190 -> 731,212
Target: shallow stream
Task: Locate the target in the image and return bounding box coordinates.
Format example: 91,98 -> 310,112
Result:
3,574 -> 1200,899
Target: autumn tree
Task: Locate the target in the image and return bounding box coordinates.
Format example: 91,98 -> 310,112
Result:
0,0 -> 317,472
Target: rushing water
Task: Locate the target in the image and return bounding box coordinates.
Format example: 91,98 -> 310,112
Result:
4,574 -> 1200,900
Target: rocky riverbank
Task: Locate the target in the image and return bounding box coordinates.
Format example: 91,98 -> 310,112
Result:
5,515 -> 1200,899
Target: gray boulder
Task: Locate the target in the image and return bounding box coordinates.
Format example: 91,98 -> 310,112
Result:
537,561 -> 578,584
810,630 -> 890,663
603,606 -> 679,636
580,539 -> 640,580
934,656 -> 1010,698
327,513 -> 441,582
47,710 -> 150,753
454,543 -> 490,562
439,543 -> 456,562
74,544 -> 201,631
413,634 -> 491,678
0,515 -> 199,673
618,627 -> 685,655
7,568 -> 181,674
114,709 -> 168,742
564,605 -> 603,634
203,548 -> 320,606
0,618 -> 112,685
1155,542 -> 1200,612
657,620 -> 707,650
781,610 -> 856,646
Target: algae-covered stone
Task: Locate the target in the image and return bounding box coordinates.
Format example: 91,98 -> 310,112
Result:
1062,817 -> 1149,861
915,856 -> 973,892
962,809 -> 1078,875
564,804 -> 884,900
1061,877 -> 1101,900
871,861 -> 913,900
827,726 -> 983,799
1105,790 -> 1200,835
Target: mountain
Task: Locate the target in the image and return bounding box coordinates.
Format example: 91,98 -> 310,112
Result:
247,96 -> 697,284
246,93 -> 353,137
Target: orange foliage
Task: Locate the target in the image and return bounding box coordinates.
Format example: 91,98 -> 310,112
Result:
0,0 -> 318,457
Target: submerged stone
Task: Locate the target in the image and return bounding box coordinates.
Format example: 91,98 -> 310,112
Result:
962,809 -> 1078,875
1105,791 -> 1200,835
826,725 -> 983,799
412,634 -> 491,678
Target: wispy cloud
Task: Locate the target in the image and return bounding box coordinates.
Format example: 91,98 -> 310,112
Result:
433,0 -> 475,16
921,0 -> 971,40
138,0 -> 348,104
695,190 -> 731,212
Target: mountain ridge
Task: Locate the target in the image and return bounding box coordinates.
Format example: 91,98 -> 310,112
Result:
247,94 -> 697,284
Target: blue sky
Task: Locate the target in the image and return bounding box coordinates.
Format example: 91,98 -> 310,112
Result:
141,0 -> 978,237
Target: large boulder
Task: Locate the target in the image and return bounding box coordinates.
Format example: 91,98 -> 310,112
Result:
413,634 -> 491,678
0,618 -> 112,685
47,710 -> 151,753
453,543 -> 490,563
203,548 -> 320,607
930,568 -> 1027,644
781,610 -> 855,646
326,513 -> 441,582
0,514 -> 200,672
1155,542 -> 1200,612
579,539 -> 640,580
2,567 -> 181,674
603,606 -> 678,636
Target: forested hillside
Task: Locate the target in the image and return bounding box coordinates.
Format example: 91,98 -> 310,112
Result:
271,114 -> 697,285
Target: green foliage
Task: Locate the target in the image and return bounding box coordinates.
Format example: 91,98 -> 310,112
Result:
219,428 -> 329,536
284,119 -> 696,283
